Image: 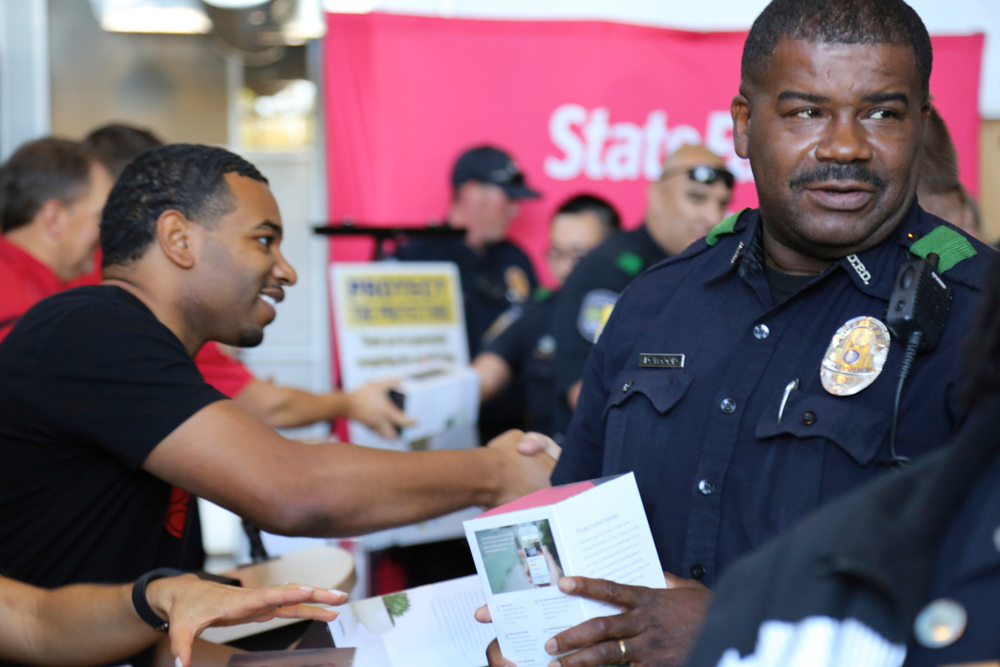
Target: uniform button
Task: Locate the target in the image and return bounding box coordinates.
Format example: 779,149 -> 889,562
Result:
622,381 -> 633,393
753,324 -> 770,340
690,564 -> 705,579
801,411 -> 817,425
698,479 -> 715,495
993,525 -> 1000,553
720,398 -> 736,414
914,599 -> 967,648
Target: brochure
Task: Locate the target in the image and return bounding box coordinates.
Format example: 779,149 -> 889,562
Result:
327,575 -> 495,667
464,473 -> 665,667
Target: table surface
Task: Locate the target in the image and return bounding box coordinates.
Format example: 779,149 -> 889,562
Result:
200,544 -> 356,644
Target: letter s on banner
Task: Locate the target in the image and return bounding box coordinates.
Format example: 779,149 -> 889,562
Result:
545,104 -> 587,180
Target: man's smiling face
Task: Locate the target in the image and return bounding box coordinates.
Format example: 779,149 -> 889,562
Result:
734,37 -> 930,261
195,173 -> 297,347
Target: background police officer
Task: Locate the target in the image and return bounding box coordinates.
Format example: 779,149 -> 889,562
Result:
473,194 -> 620,442
550,144 -> 733,424
481,1 -> 995,665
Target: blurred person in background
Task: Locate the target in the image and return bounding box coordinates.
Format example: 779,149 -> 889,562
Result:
395,144 -> 542,442
473,194 -> 621,442
551,144 -> 733,419
916,106 -> 985,242
0,137 -> 113,342
82,122 -> 413,438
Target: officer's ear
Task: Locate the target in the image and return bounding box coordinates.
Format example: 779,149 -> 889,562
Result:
156,209 -> 201,270
731,93 -> 751,160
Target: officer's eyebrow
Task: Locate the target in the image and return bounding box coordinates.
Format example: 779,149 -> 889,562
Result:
862,92 -> 909,105
776,91 -> 829,104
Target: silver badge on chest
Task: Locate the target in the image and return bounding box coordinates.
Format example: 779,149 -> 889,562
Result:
820,316 -> 891,396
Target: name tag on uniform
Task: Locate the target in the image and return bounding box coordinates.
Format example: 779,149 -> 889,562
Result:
639,353 -> 685,368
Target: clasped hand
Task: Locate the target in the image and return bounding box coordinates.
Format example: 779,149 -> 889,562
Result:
476,573 -> 709,667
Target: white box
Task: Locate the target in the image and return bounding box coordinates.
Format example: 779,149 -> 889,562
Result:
464,473 -> 665,667
390,367 -> 480,444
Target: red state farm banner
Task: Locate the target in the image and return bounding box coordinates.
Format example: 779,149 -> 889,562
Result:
323,13 -> 983,284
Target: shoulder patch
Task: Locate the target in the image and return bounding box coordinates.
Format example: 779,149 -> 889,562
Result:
577,289 -> 618,343
909,226 -> 977,273
532,286 -> 552,303
705,209 -> 748,246
615,251 -> 645,277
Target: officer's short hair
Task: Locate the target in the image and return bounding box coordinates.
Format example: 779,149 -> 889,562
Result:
84,123 -> 164,180
101,144 -> 268,268
555,194 -> 621,237
0,137 -> 97,234
742,0 -> 932,95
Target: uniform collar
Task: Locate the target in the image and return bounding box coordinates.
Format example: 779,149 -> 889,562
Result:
704,200 -> 928,303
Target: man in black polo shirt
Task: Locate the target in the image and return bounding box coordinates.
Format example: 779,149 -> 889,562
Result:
0,144 -> 557,591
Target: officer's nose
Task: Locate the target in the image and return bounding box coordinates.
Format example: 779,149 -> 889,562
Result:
816,111 -> 874,163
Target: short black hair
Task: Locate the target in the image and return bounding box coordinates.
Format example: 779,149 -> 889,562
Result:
0,138 -> 96,233
101,144 -> 268,268
554,194 -> 621,236
742,0 -> 932,94
84,123 -> 165,179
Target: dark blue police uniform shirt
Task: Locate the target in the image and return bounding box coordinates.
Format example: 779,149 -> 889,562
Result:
483,290 -> 560,440
395,237 -> 537,357
905,449 -> 1000,666
553,203 -> 992,587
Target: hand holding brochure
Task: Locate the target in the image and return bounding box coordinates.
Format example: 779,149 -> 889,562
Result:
464,473 -> 665,667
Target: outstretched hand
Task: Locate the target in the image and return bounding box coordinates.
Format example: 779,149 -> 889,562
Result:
146,576 -> 348,667
346,378 -> 415,439
485,430 -> 561,507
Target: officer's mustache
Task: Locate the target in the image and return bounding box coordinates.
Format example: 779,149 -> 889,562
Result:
789,164 -> 887,191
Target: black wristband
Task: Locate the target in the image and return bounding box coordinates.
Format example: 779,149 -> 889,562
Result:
132,568 -> 184,632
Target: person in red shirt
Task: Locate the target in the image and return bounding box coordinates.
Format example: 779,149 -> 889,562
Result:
0,138 -> 114,341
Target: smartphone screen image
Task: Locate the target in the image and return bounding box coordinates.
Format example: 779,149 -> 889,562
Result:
518,524 -> 550,586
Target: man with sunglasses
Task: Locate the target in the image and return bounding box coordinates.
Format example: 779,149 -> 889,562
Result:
550,144 -> 733,420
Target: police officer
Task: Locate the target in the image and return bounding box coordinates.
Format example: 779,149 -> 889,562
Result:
395,145 -> 541,357
551,144 -> 733,422
481,1 -> 995,665
472,195 -> 621,442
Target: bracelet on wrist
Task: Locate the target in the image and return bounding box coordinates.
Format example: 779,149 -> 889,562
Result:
132,567 -> 184,632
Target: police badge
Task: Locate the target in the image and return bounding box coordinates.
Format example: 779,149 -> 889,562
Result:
820,316 -> 891,396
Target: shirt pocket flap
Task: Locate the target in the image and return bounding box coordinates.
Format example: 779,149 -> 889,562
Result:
755,393 -> 890,466
604,368 -> 695,416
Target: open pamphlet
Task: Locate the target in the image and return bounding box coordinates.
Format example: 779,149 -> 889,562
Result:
327,575 -> 495,667
464,473 -> 665,667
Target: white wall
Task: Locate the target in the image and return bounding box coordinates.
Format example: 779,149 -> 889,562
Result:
326,0 -> 1000,118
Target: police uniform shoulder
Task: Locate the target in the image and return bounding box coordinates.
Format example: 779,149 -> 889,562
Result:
532,286 -> 553,303
907,210 -> 995,292
640,208 -> 754,280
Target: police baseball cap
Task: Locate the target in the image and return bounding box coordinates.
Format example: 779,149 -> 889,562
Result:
451,146 -> 540,200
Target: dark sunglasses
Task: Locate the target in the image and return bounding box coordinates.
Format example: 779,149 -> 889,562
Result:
662,165 -> 735,189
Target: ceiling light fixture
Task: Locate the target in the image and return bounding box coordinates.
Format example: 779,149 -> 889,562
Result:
89,0 -> 213,34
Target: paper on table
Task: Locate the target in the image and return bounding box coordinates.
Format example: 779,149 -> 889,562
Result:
327,575 -> 495,667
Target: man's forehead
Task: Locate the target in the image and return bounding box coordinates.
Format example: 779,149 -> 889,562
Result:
222,173 -> 282,228
757,37 -> 921,93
